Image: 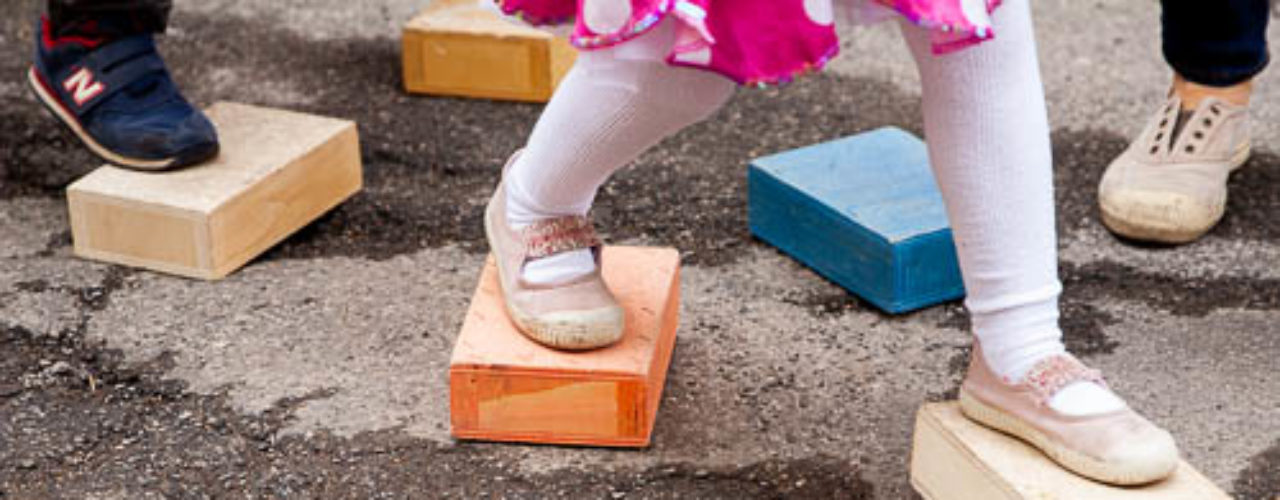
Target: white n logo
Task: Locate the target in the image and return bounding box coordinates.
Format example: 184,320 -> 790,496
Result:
62,68 -> 105,107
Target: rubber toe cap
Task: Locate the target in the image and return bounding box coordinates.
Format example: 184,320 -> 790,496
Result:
1100,189 -> 1222,243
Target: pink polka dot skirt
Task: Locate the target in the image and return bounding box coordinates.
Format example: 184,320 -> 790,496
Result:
494,0 -> 1002,86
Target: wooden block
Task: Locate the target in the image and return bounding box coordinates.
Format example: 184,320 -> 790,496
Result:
450,246 -> 680,447
66,102 -> 362,280
402,0 -> 577,102
748,127 -> 964,314
910,403 -> 1231,500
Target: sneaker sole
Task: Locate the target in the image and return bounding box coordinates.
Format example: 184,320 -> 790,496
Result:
27,66 -> 212,172
1099,142 -> 1250,244
483,196 -> 624,351
958,388 -> 1176,486
506,304 -> 625,351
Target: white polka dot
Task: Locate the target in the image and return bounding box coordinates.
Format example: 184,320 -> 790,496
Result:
582,0 -> 633,34
959,0 -> 993,32
803,0 -> 835,26
673,46 -> 712,65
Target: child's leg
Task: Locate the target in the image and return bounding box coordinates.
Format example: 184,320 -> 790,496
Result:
902,0 -> 1122,416
505,19 -> 735,284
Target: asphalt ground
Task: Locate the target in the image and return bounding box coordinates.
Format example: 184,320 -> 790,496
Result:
1,1 -> 1277,498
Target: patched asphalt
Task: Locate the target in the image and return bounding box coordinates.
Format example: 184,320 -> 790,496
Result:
2,1 -> 1278,499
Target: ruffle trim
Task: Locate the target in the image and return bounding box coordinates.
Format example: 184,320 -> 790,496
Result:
672,42 -> 842,88
496,0 -> 678,51
881,0 -> 1003,54
495,0 -> 1002,87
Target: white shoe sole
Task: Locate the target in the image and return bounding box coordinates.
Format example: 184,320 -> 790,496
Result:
506,303 -> 624,351
1100,142 -> 1250,244
958,388 -> 1177,486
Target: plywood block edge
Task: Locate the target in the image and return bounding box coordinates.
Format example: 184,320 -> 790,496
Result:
66,185 -> 212,278
206,121 -> 362,279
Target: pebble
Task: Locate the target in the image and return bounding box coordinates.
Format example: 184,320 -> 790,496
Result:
44,361 -> 75,376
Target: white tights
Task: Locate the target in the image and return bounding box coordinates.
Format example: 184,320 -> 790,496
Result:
505,19 -> 734,284
503,0 -> 1123,415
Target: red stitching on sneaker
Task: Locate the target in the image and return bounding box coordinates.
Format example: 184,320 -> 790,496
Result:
41,17 -> 105,50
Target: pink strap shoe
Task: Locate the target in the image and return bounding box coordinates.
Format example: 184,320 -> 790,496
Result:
483,154 -> 625,351
959,345 -> 1180,485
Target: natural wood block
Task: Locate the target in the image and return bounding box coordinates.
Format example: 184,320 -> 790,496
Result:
402,0 -> 576,102
910,402 -> 1231,500
748,127 -> 964,313
450,246 -> 680,447
66,102 -> 362,280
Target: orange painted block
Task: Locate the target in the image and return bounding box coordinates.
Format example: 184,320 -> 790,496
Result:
402,0 -> 577,102
450,246 -> 680,447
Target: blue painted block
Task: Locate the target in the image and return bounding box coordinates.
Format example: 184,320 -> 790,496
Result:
748,127 -> 965,314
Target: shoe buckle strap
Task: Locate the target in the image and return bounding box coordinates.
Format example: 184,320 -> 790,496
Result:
55,35 -> 166,117
1024,354 -> 1107,404
522,216 -> 602,260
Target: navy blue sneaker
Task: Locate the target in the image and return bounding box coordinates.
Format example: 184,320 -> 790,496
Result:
28,17 -> 218,171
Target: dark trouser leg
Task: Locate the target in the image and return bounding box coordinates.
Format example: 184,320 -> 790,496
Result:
46,0 -> 172,39
1162,0 -> 1271,86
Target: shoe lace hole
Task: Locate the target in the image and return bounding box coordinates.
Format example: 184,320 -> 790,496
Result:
1193,131 -> 1204,140
1185,145 -> 1195,153
1203,118 -> 1213,127
1160,119 -> 1168,128
1149,146 -> 1159,154
1211,106 -> 1221,115
1155,133 -> 1164,141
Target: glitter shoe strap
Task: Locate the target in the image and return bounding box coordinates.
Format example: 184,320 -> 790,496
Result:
1024,354 -> 1108,404
522,216 -> 602,260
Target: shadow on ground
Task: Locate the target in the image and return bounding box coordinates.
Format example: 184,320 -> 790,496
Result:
1,319 -> 873,498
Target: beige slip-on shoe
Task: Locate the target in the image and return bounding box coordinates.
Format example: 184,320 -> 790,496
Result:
483,154 -> 625,351
1099,95 -> 1251,244
959,345 -> 1180,485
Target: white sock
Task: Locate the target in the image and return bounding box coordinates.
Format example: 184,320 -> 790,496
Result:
506,18 -> 734,285
903,0 -> 1124,416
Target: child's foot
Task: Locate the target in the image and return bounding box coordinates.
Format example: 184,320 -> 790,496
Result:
960,344 -> 1179,485
519,246 -> 599,285
503,182 -> 599,286
28,17 -> 219,171
484,154 -> 625,350
1098,77 -> 1251,244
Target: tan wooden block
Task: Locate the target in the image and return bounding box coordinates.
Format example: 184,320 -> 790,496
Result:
910,402 -> 1231,500
66,102 -> 362,280
450,246 -> 680,447
402,0 -> 576,102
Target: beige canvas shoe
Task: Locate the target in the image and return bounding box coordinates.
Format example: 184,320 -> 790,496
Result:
483,156 -> 625,351
959,345 -> 1179,485
1099,95 -> 1251,244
